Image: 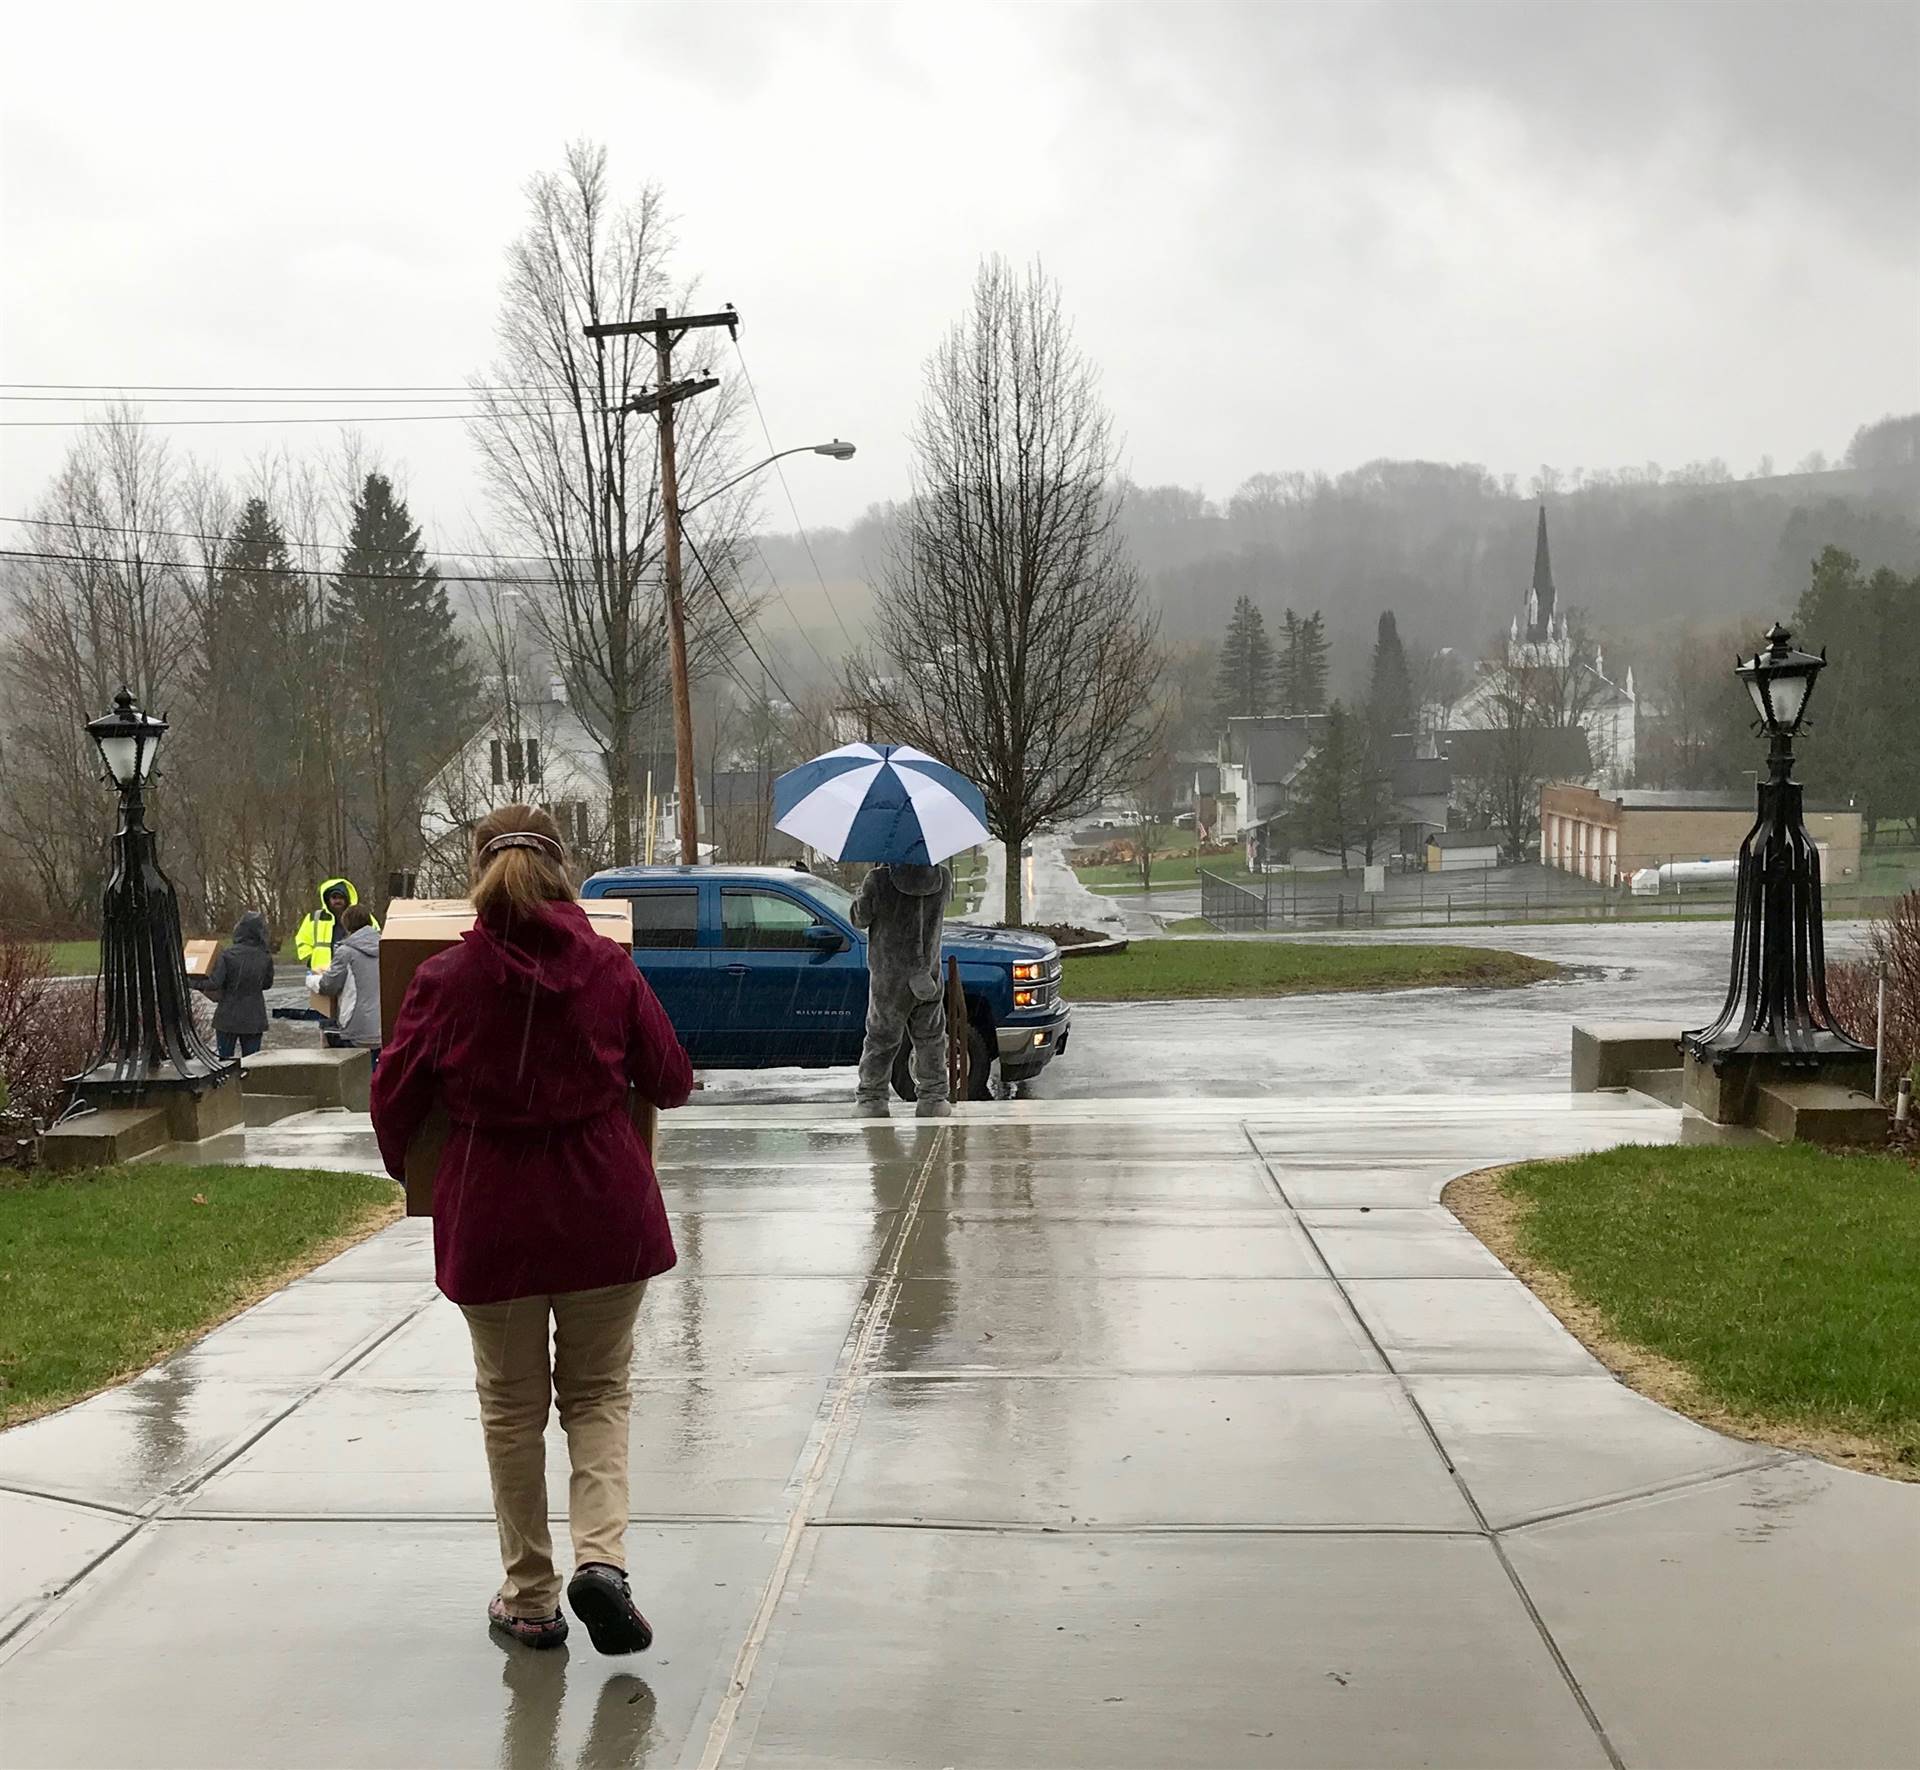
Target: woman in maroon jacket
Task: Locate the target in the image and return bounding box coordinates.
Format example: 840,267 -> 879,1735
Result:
371,804 -> 692,1655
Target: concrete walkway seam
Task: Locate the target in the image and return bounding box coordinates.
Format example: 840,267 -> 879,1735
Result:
0,1282 -> 439,1662
0,1482 -> 140,1520
1241,1122 -> 1630,1770
694,1125 -> 950,1770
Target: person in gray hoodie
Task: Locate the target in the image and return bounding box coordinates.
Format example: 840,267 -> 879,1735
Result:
849,862 -> 953,1119
317,904 -> 383,1060
192,909 -> 275,1061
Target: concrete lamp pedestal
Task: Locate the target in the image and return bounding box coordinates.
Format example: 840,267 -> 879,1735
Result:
1682,1044 -> 1885,1146
1572,1023 -> 1887,1146
39,1074 -> 245,1173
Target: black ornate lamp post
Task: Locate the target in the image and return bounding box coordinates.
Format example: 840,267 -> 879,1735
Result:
69,688 -> 233,1101
1685,624 -> 1868,1065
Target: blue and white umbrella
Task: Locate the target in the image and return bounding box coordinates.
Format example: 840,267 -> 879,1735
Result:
773,742 -> 989,865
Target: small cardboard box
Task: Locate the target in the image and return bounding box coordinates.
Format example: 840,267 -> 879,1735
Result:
378,898 -> 645,1215
182,938 -> 219,978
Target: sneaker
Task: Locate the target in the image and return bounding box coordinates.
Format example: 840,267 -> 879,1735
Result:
916,1099 -> 955,1120
855,1100 -> 891,1119
488,1595 -> 568,1650
566,1563 -> 654,1656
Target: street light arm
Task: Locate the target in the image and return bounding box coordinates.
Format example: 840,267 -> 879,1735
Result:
678,441 -> 855,517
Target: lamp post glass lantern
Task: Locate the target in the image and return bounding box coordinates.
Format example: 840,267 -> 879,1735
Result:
86,687 -> 168,789
1685,624 -> 1867,1063
71,687 -> 232,1099
1736,621 -> 1821,736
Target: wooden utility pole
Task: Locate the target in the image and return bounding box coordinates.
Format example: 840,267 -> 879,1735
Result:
583,304 -> 737,865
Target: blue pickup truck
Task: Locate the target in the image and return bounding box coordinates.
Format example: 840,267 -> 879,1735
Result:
578,866 -> 1071,1098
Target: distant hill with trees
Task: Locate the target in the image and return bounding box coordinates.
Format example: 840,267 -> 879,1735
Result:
754,421 -> 1920,705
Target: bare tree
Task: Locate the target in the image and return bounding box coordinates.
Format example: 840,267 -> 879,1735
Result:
1122,727 -> 1181,891
1456,624 -> 1613,859
854,256 -> 1163,923
468,142 -> 745,865
1639,620 -> 1751,789
0,414 -> 198,923
1412,645 -> 1468,740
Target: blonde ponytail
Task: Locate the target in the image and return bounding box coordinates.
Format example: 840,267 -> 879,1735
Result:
471,803 -> 575,921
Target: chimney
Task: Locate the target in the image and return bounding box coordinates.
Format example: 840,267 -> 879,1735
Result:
548,673 -> 567,706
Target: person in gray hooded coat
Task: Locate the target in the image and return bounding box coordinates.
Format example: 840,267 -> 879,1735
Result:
849,862 -> 953,1118
192,909 -> 275,1061
317,904 -> 383,1057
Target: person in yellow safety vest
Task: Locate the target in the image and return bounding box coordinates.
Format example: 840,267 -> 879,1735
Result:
295,877 -> 375,974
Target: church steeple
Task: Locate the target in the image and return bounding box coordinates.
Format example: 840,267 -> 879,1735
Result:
1526,504 -> 1556,642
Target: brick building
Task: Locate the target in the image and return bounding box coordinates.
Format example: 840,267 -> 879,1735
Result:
1539,783 -> 1863,887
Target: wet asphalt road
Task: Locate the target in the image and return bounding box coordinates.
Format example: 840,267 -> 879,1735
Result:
261,922 -> 1869,1105
702,918 -> 1870,1105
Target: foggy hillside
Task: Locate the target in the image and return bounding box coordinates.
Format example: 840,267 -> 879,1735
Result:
750,443 -> 1920,695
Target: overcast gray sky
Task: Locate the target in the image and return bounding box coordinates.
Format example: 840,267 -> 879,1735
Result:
3,0 -> 1915,546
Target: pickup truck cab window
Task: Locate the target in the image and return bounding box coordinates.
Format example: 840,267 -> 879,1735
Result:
624,887 -> 700,948
722,889 -> 819,951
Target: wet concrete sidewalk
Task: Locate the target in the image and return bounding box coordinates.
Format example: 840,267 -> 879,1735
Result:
2,1097 -> 1916,1768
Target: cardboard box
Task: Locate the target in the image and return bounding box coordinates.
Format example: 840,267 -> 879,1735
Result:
182,939 -> 219,978
377,898 -> 647,1215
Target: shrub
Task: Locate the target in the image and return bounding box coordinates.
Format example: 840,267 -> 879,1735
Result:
0,937 -> 98,1137
1828,889 -> 1920,1101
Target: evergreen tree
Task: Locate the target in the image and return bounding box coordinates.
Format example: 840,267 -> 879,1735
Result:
1277,607 -> 1330,714
200,499 -> 319,909
1366,609 -> 1414,744
1276,608 -> 1302,712
331,473 -> 475,885
1215,595 -> 1275,722
1794,547 -> 1919,839
1298,700 -> 1360,869
1296,610 -> 1329,713
211,500 -> 307,799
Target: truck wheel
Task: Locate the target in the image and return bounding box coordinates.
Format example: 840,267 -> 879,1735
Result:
891,1026 -> 995,1102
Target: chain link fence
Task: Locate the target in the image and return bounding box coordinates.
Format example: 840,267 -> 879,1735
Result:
1197,861 -> 1893,932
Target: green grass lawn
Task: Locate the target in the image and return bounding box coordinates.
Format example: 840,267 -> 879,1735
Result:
42,940 -> 101,976
1077,853 -> 1253,891
1485,1144 -> 1920,1473
38,934 -> 308,976
1860,845 -> 1920,896
0,1164 -> 399,1425
1064,938 -> 1554,1000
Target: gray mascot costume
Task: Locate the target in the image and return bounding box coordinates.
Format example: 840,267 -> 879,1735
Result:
850,862 -> 954,1118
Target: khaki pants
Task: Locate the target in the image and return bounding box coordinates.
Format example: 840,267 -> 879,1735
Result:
460,1281 -> 646,1618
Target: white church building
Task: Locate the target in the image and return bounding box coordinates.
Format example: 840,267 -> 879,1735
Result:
1450,506 -> 1637,787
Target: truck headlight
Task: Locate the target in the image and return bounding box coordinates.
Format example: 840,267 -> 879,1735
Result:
1012,962 -> 1042,981
1014,987 -> 1038,1008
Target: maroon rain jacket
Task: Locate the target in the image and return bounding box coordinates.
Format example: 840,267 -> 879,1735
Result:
370,898 -> 693,1305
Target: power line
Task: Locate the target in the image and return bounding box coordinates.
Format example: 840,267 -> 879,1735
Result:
1,512 -> 578,569
744,530 -> 839,677
0,393 -> 582,405
728,336 -> 860,650
0,406 -> 585,429
0,544 -> 604,591
680,526 -> 801,711
0,381 -> 578,394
